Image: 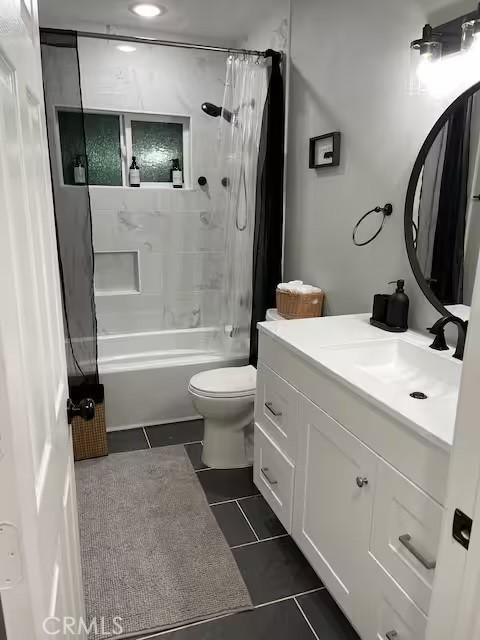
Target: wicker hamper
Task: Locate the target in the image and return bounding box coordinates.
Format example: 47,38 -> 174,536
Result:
276,288 -> 325,320
72,392 -> 108,461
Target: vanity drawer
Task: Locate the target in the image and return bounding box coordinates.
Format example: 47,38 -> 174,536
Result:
367,557 -> 427,640
254,424 -> 294,533
255,362 -> 299,462
370,460 -> 443,615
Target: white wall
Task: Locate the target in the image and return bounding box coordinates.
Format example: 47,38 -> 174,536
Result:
238,6 -> 290,52
76,38 -> 228,335
285,0 -> 478,332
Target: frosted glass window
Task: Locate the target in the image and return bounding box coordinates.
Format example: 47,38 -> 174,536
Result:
58,111 -> 122,186
131,120 -> 183,182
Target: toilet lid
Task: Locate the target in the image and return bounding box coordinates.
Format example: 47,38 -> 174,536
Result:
189,365 -> 257,398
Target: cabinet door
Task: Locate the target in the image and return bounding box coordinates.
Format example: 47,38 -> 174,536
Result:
293,397 -> 378,621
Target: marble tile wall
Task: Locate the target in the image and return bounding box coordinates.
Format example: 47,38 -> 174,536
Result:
90,187 -> 226,335
77,39 -> 228,335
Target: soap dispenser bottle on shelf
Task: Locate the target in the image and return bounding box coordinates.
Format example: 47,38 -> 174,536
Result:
129,156 -> 141,188
370,279 -> 409,332
386,279 -> 409,331
171,158 -> 183,189
73,155 -> 86,185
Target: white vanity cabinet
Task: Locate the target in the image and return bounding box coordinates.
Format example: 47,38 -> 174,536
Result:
254,330 -> 450,640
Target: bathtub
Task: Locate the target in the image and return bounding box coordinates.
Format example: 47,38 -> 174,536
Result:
99,327 -> 247,431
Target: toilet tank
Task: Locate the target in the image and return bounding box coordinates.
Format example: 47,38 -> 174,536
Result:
265,308 -> 283,321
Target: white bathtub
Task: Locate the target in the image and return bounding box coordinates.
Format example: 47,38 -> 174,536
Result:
98,328 -> 247,431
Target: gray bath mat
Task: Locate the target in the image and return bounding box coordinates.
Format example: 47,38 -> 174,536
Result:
76,446 -> 252,640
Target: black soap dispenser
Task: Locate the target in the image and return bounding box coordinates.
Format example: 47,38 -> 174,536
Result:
386,280 -> 409,331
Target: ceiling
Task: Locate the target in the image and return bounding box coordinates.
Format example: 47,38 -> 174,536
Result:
38,0 -> 287,46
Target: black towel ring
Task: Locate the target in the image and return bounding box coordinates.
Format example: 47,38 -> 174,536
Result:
352,203 -> 393,247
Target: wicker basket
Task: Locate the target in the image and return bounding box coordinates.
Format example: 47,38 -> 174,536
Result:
72,401 -> 108,461
276,288 -> 325,320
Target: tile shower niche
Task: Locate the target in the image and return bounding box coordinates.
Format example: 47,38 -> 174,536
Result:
95,251 -> 140,295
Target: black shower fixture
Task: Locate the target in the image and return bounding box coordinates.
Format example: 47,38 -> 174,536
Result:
201,102 -> 233,123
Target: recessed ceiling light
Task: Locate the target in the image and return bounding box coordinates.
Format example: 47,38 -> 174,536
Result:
117,44 -> 137,53
129,3 -> 165,18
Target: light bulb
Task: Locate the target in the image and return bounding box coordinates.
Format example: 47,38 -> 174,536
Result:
416,53 -> 434,83
129,3 -> 164,18
117,44 -> 137,53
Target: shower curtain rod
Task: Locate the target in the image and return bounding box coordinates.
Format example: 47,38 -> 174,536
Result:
71,29 -> 277,58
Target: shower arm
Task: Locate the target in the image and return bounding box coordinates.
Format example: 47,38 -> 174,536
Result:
44,28 -> 282,60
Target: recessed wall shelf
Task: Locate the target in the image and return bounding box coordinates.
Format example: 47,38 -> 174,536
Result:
94,251 -> 140,294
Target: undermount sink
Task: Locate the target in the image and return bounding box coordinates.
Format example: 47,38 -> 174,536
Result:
319,338 -> 462,446
327,339 -> 460,400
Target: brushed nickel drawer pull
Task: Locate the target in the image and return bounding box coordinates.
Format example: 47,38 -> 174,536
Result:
386,631 -> 398,640
399,534 -> 436,570
261,467 -> 278,486
265,402 -> 282,417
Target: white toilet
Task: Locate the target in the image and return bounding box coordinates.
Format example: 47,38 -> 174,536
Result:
189,309 -> 282,469
189,365 -> 257,469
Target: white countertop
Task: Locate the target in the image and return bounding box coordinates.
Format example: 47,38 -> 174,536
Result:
258,314 -> 461,450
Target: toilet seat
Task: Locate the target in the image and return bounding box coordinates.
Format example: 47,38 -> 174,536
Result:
189,365 -> 256,399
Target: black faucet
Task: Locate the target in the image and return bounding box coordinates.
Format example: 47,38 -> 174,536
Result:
428,316 -> 469,361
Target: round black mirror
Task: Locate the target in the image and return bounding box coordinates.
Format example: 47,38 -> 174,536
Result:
405,80 -> 480,317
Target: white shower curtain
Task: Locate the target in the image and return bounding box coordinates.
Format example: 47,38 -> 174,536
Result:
215,54 -> 268,356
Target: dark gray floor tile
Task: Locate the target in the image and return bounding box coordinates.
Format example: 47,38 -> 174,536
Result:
137,599 -> 317,640
297,589 -> 360,639
107,429 -> 148,454
185,442 -> 208,471
238,494 -> 287,540
146,420 -> 204,448
197,467 -> 259,504
210,502 -> 257,547
233,536 -> 323,606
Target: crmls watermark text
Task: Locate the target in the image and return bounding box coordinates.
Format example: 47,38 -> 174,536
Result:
43,616 -> 123,636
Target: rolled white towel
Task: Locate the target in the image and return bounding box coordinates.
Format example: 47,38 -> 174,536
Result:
298,284 -> 322,294
277,280 -> 322,294
277,280 -> 303,292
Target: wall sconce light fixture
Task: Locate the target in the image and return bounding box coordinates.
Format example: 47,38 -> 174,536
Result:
410,24 -> 443,60
410,6 -> 480,96
410,24 -> 443,91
